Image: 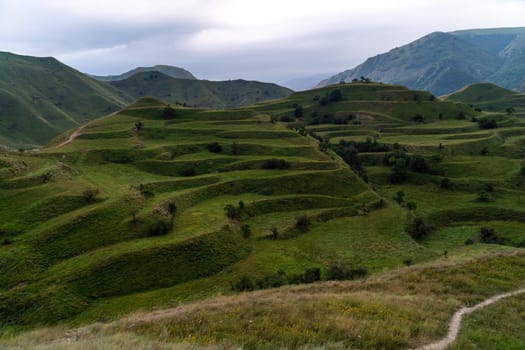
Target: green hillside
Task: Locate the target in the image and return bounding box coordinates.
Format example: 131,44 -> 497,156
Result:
0,52 -> 132,148
109,71 -> 293,109
2,83 -> 525,349
91,65 -> 197,81
321,27 -> 525,95
445,82 -> 525,114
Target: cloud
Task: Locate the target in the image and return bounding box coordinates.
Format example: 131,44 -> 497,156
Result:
1,0 -> 524,82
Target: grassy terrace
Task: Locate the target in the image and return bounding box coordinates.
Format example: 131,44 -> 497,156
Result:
2,82 -> 525,349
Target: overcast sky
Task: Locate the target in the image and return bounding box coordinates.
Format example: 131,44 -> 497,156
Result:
0,0 -> 524,83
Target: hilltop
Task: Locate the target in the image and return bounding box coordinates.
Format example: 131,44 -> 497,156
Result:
91,65 -> 197,81
0,51 -> 132,148
2,82 -> 525,348
445,82 -> 525,114
109,71 -> 293,109
320,27 -> 525,95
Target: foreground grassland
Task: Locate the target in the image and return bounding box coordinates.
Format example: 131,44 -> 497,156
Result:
2,83 -> 525,349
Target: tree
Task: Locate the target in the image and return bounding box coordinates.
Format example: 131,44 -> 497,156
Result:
270,226 -> 279,240
329,89 -> 343,102
407,218 -> 430,240
406,201 -> 417,210
294,105 -> 303,118
241,224 -> 251,239
231,141 -> 239,155
393,191 -> 405,204
479,227 -> 505,244
134,121 -> 144,132
440,177 -> 451,189
478,118 -> 497,129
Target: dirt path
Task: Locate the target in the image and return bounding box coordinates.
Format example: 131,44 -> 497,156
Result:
417,287 -> 525,350
52,124 -> 89,148
51,111 -> 119,149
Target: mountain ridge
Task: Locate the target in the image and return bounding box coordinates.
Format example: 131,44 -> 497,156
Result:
320,27 -> 525,95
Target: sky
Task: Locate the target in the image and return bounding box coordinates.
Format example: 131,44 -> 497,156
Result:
0,0 -> 524,84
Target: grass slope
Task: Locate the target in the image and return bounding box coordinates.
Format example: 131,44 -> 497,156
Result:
0,52 -> 132,148
2,83 -> 525,349
445,82 -> 525,114
109,71 -> 293,109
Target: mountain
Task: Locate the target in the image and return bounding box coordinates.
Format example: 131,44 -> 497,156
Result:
109,71 -> 293,109
0,51 -> 132,148
282,72 -> 335,91
91,65 -> 197,81
445,82 -> 525,114
320,27 -> 525,95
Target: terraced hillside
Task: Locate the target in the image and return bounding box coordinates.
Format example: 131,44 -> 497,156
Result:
2,82 -> 525,349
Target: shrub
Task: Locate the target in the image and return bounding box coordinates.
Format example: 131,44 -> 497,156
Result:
224,204 -> 242,220
464,238 -> 475,245
294,105 -> 303,118
146,218 -> 171,236
328,89 -> 343,102
83,188 -> 100,203
207,142 -> 222,153
440,177 -> 451,189
479,227 -> 506,244
407,218 -> 430,240
326,261 -> 367,280
241,224 -> 251,239
270,226 -> 279,240
393,191 -> 405,204
403,259 -> 413,266
134,121 -> 144,131
295,215 -> 310,232
477,191 -> 493,202
302,268 -> 321,283
179,168 -> 196,177
406,201 -> 417,210
162,106 -> 176,119
232,275 -> 255,291
261,159 -> 290,170
478,118 -> 498,129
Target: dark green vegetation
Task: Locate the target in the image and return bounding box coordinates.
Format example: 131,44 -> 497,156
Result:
0,53 -> 291,149
445,83 -> 525,115
91,65 -> 197,81
109,71 -> 292,109
2,82 -> 525,349
321,27 -> 525,95
0,51 -> 131,148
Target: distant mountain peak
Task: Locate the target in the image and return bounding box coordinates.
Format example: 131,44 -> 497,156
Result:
91,65 -> 197,82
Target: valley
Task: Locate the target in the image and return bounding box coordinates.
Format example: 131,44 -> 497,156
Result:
1,82 -> 525,349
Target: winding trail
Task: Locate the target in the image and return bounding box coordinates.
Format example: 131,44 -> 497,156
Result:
417,287 -> 525,350
52,123 -> 89,148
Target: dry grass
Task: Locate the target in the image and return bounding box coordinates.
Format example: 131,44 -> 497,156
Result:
5,250 -> 525,350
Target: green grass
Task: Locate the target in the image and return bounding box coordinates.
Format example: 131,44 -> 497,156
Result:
2,82 -> 525,349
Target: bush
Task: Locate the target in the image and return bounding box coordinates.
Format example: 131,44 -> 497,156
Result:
179,168 -> 196,177
83,188 -> 100,203
479,118 -> 498,129
232,275 -> 255,291
261,158 -> 290,170
479,227 -> 506,244
302,268 -> 321,283
326,261 -> 367,280
329,89 -> 343,102
224,204 -> 242,220
295,215 -> 311,232
294,105 -> 303,118
270,226 -> 279,239
477,191 -> 493,202
162,107 -> 176,119
464,238 -> 475,245
406,202 -> 417,210
146,218 -> 171,236
207,142 -> 222,153
407,218 -> 430,240
440,177 -> 451,189
241,224 -> 251,239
